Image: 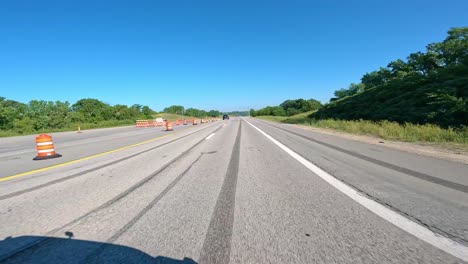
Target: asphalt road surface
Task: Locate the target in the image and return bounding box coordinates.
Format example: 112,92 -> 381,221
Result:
0,117 -> 467,263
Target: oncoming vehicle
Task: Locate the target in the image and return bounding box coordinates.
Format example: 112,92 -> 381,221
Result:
223,114 -> 229,120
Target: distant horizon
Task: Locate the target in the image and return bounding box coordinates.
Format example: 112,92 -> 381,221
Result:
1,1 -> 467,111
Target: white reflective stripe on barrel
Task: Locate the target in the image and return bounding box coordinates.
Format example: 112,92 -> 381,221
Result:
37,149 -> 55,153
36,142 -> 53,146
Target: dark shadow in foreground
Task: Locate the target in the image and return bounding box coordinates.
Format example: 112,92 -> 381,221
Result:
0,234 -> 197,264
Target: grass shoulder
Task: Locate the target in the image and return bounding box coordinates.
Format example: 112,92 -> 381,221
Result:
0,113 -> 217,138
152,113 -> 198,121
0,119 -> 136,138
255,113 -> 468,148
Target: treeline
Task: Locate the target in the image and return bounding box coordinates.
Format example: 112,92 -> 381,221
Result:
313,27 -> 468,127
163,105 -> 221,117
225,111 -> 249,116
250,98 -> 322,117
250,28 -> 468,128
0,97 -> 156,133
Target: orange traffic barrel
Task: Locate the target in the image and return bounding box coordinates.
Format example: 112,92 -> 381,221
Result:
33,134 -> 62,160
136,120 -> 148,127
193,119 -> 198,125
183,119 -> 188,125
166,121 -> 173,131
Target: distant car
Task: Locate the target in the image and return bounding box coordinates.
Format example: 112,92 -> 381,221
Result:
223,114 -> 229,120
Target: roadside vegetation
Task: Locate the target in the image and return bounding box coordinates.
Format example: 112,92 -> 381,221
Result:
0,99 -> 222,137
257,111 -> 316,123
0,98 -> 156,137
161,105 -> 248,118
224,111 -> 250,116
152,112 -> 211,121
257,114 -> 468,144
252,27 -> 468,145
161,105 -> 221,118
314,27 -> 468,128
153,113 -> 191,121
250,98 -> 322,117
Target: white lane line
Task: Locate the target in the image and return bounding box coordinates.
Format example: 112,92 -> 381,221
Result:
205,133 -> 216,140
36,142 -> 53,146
244,119 -> 468,262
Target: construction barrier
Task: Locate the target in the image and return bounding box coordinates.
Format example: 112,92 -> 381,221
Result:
33,134 -> 62,160
166,121 -> 173,131
136,120 -> 149,127
136,118 -> 219,128
135,120 -> 163,127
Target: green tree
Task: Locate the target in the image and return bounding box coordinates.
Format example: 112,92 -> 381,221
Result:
0,98 -> 27,129
361,68 -> 392,89
407,51 -> 442,76
332,83 -> 365,100
306,98 -> 323,111
199,110 -> 208,117
141,106 -> 154,119
163,105 -> 185,114
438,27 -> 468,65
271,106 -> 287,116
48,101 -> 71,129
279,98 -> 322,115
0,105 -> 17,129
185,108 -> 201,117
208,110 -> 221,117
387,59 -> 415,79
0,96 -> 159,135
129,105 -> 142,118
26,100 -> 53,130
72,98 -> 113,123
13,117 -> 35,134
313,27 -> 468,128
113,104 -> 132,120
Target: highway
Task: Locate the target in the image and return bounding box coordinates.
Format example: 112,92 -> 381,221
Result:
0,117 -> 467,263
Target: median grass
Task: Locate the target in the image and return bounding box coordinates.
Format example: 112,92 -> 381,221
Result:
153,113 -> 197,121
0,119 -> 136,138
257,111 -> 314,124
256,113 -> 468,145
0,113 -> 218,138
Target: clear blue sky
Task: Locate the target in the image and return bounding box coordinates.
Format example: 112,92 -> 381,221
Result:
1,0 -> 467,112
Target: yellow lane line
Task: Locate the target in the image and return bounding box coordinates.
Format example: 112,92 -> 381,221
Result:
0,126 -> 196,183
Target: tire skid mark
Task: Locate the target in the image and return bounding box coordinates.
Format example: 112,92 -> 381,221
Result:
0,124 -> 225,262
199,121 -> 242,264
83,152 -> 214,263
0,122 -> 221,201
